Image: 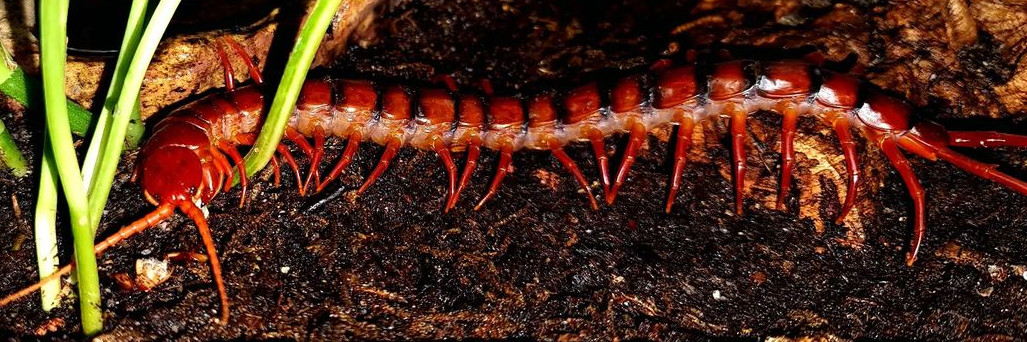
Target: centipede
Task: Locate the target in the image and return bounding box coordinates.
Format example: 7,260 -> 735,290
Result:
3,40 -> 1027,324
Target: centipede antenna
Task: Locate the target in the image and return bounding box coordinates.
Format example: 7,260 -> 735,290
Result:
221,36 -> 263,85
474,144 -> 513,210
217,141 -> 248,208
607,121 -> 646,205
432,139 -> 458,212
550,143 -> 599,210
357,139 -> 401,195
776,105 -> 799,210
213,41 -> 236,91
833,119 -> 860,224
666,118 -> 694,213
879,137 -> 926,266
588,129 -> 611,195
730,108 -> 748,215
449,139 -> 482,211
275,144 -> 306,196
304,130 -> 326,191
0,203 -> 175,308
179,201 -> 230,324
318,132 -> 363,193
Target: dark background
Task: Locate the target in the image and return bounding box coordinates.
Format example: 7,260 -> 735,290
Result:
2,0 -> 1027,339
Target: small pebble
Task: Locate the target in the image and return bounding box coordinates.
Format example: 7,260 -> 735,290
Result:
281,266 -> 291,274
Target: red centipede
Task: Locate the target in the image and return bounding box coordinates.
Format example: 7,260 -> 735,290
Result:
4,42 -> 1027,324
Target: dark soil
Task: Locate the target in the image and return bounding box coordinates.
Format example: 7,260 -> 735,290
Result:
2,0 -> 1027,340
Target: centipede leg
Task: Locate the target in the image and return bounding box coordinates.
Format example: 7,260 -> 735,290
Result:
607,120 -> 647,205
318,132 -> 363,192
357,138 -> 401,195
730,107 -> 748,215
448,138 -> 482,211
833,118 -> 860,224
549,141 -> 599,210
878,137 -> 926,266
213,41 -> 236,91
270,156 -> 282,187
217,141 -> 248,208
276,144 -> 305,195
478,79 -> 495,96
209,147 -> 234,191
432,139 -> 459,211
947,131 -> 1027,148
474,143 -> 513,210
588,128 -> 611,195
431,73 -> 459,92
666,117 -> 694,213
913,140 -> 1027,195
180,201 -> 230,323
776,104 -> 799,210
285,128 -> 316,160
304,129 -> 326,191
236,133 -> 278,188
222,36 -> 263,84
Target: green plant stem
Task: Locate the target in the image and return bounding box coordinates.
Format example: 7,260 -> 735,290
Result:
4,41 -> 59,309
0,116 -> 27,177
39,0 -> 101,334
0,45 -> 28,176
81,0 -> 148,194
82,0 -> 148,190
85,0 -> 180,229
33,135 -> 61,311
240,0 -> 344,179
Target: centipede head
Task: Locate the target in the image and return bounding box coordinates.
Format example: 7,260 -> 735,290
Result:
135,145 -> 233,322
137,145 -> 216,206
